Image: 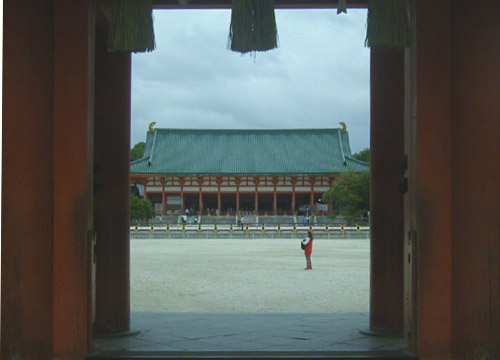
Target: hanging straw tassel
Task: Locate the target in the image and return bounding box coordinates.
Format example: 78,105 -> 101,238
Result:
365,0 -> 411,48
337,0 -> 347,14
108,0 -> 156,53
228,0 -> 278,54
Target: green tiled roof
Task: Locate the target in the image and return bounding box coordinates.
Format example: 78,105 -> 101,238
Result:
131,128 -> 369,175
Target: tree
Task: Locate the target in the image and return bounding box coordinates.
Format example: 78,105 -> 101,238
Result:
131,141 -> 145,161
352,148 -> 370,163
130,194 -> 154,221
322,170 -> 370,220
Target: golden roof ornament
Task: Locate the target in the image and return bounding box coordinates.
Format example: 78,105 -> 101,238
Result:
149,122 -> 156,132
339,122 -> 347,132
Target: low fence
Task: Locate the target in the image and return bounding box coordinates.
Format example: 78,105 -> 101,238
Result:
130,223 -> 370,239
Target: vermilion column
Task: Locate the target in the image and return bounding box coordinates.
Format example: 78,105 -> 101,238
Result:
143,183 -> 148,200
273,178 -> 278,215
309,178 -> 315,209
217,190 -> 221,214
179,177 -> 185,213
254,180 -> 259,213
368,47 -> 404,336
53,1 -> 95,355
197,177 -> 204,213
94,28 -> 131,334
273,192 -> 277,215
199,191 -> 204,214
161,178 -> 166,215
216,177 -> 222,214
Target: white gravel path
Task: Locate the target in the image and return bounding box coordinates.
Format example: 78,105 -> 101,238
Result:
131,238 -> 369,313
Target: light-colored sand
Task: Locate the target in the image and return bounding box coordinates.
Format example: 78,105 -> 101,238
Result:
131,238 -> 369,313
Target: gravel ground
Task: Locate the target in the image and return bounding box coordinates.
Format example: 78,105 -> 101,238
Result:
131,238 -> 369,313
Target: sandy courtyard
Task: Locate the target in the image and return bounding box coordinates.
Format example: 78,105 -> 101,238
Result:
131,238 -> 370,313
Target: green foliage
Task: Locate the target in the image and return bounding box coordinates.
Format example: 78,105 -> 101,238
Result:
352,148 -> 370,163
130,195 -> 154,220
131,142 -> 145,161
322,171 -> 370,220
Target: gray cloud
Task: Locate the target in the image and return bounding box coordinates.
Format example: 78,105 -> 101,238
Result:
132,9 -> 370,153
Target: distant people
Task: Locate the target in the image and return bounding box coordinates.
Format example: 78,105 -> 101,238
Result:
240,216 -> 245,228
194,216 -> 198,224
181,214 -> 187,224
301,231 -> 314,270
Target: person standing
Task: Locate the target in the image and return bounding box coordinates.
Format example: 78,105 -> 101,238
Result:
301,230 -> 313,270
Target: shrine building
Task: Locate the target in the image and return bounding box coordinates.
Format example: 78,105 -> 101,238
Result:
130,127 -> 369,216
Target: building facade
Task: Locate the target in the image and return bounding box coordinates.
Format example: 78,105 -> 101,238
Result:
130,128 -> 369,216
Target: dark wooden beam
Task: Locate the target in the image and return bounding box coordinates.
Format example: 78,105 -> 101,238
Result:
153,0 -> 368,10
96,0 -> 112,29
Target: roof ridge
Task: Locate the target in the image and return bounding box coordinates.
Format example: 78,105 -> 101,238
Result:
131,157 -> 149,165
345,155 -> 370,166
149,128 -> 344,133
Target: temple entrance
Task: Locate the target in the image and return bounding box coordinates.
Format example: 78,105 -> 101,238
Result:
277,193 -> 292,214
239,193 -> 254,213
184,193 -> 199,213
202,193 -> 218,214
295,193 -> 311,214
99,4 -> 405,357
221,193 -> 236,213
146,193 -> 163,215
257,193 -> 273,214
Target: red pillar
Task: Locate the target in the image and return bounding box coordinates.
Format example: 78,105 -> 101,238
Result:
94,28 -> 131,334
233,177 -> 239,213
52,1 -> 95,356
217,190 -> 221,214
273,192 -> 277,214
179,177 -> 185,214
254,177 -> 260,214
309,184 -> 315,211
273,178 -> 278,215
198,177 -> 204,214
217,178 -> 222,215
236,190 -> 240,213
199,191 -> 203,214
254,190 -> 259,213
2,1 -> 57,358
368,47 -> 405,336
449,1 -> 500,358
162,179 -> 166,215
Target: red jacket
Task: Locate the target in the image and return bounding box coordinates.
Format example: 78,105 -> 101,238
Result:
304,237 -> 313,256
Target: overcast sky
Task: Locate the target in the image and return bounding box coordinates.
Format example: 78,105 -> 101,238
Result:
131,8 -> 370,153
